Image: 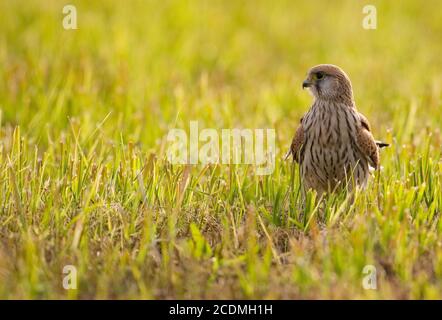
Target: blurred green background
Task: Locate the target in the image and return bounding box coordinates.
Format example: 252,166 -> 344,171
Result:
1,0 -> 441,147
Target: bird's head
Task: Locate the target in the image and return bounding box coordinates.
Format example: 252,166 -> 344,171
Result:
302,64 -> 354,105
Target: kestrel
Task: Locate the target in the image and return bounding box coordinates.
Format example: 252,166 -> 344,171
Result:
288,64 -> 388,194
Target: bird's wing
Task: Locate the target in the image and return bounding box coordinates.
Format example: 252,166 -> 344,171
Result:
286,117 -> 305,162
375,141 -> 390,148
356,112 -> 380,169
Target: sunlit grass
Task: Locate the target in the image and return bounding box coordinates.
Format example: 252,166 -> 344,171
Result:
0,0 -> 441,299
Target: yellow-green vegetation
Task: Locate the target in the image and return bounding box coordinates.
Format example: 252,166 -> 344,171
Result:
0,0 -> 441,299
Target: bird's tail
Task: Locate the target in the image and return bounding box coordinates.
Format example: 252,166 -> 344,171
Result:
376,141 -> 390,148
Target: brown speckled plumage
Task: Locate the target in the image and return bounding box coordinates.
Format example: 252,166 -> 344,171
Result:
289,64 -> 388,194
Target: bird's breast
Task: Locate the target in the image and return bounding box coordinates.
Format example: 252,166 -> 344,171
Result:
303,102 -> 357,148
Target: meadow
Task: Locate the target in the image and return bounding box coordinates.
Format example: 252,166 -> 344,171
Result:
0,0 -> 441,299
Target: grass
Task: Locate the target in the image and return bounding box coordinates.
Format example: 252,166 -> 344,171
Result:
0,0 -> 441,299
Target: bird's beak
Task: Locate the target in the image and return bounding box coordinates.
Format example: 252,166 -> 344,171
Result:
302,79 -> 312,89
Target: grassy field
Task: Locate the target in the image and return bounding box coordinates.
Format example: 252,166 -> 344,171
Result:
0,0 -> 441,299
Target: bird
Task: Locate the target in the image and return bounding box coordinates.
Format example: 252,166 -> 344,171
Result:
287,64 -> 389,194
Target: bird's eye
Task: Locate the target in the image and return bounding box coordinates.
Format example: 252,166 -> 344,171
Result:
316,72 -> 324,80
